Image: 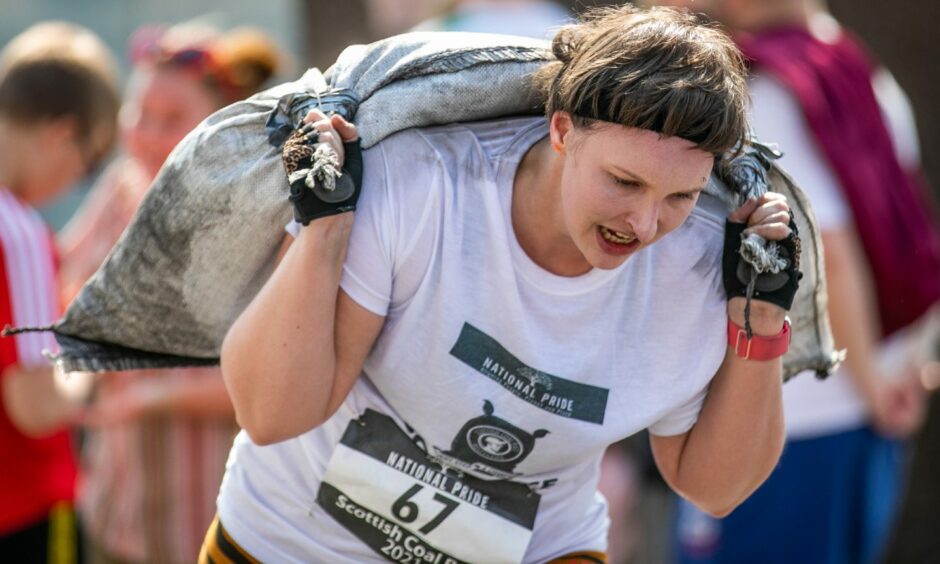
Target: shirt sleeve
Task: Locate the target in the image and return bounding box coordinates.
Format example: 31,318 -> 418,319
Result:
0,248 -> 16,372
0,199 -> 60,369
647,385 -> 708,437
284,142 -> 398,315
748,73 -> 850,231
334,141 -> 397,316
871,68 -> 922,172
338,130 -> 444,315
284,131 -> 441,317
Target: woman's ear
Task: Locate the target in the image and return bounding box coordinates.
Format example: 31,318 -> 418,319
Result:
549,111 -> 573,154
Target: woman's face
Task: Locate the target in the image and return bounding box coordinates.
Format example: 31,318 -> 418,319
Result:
122,67 -> 220,180
551,113 -> 715,271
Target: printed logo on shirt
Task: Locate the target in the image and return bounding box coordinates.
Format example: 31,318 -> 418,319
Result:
430,400 -> 548,481
317,408 -> 548,563
449,323 -> 609,424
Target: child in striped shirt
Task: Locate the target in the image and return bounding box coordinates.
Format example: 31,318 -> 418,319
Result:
0,21 -> 119,562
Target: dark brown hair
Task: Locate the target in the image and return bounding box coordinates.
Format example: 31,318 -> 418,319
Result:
532,5 -> 749,155
0,22 -> 120,169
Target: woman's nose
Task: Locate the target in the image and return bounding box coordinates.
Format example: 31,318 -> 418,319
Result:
628,201 -> 659,244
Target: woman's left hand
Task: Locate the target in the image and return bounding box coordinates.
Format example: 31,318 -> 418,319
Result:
728,192 -> 792,240
724,192 -> 800,333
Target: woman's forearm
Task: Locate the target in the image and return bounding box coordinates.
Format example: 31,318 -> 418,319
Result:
221,214 -> 354,444
673,357 -> 784,516
659,299 -> 786,516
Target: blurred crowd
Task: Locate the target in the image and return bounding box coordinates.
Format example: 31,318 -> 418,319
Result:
1,1 -> 938,563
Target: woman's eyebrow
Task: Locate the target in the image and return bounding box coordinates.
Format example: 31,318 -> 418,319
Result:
609,164 -> 649,186
610,165 -> 706,193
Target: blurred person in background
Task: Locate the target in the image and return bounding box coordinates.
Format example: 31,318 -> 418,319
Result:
0,21 -> 120,563
412,0 -> 571,39
364,0 -> 570,39
645,1 -> 940,563
55,22 -> 284,564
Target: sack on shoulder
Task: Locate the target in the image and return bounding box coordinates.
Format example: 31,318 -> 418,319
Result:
22,32 -> 840,379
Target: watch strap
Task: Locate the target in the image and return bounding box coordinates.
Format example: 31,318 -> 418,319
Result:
727,317 -> 790,361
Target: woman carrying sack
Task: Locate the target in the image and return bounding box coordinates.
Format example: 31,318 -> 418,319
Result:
205,6 -> 801,562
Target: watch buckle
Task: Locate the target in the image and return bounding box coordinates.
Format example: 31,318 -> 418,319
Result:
734,328 -> 753,360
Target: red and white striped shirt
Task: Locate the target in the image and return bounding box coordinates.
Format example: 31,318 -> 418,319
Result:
0,187 -> 77,534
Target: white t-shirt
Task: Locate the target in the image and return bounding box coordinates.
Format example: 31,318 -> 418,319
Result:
218,117 -> 728,562
749,71 -> 921,439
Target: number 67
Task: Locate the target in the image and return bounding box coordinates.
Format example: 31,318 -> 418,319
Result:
392,484 -> 459,534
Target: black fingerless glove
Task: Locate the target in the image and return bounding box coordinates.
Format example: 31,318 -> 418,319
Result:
722,216 -> 802,311
283,126 -> 363,225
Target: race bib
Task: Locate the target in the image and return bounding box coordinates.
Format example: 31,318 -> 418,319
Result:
316,409 -> 540,563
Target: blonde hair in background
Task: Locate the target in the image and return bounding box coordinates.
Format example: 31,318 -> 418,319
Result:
0,21 -> 119,90
0,21 -> 121,167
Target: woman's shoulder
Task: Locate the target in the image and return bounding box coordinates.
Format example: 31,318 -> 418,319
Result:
360,117 -> 544,221
686,191 -> 728,235
369,117 -> 546,173
648,192 -> 727,282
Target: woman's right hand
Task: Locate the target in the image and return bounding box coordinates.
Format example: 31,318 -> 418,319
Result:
285,109 -> 363,225
302,108 -> 359,164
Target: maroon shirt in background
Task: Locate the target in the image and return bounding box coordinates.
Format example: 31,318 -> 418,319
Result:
739,26 -> 940,338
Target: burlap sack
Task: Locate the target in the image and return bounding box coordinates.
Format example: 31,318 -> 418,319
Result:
20,32 -> 840,379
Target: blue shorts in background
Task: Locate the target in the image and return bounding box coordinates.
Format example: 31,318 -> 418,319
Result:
673,426 -> 904,564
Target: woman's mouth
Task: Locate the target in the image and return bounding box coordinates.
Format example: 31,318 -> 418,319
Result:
600,226 -> 636,244
597,225 -> 640,256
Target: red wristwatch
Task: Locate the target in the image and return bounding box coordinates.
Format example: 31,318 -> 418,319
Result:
727,317 -> 791,361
